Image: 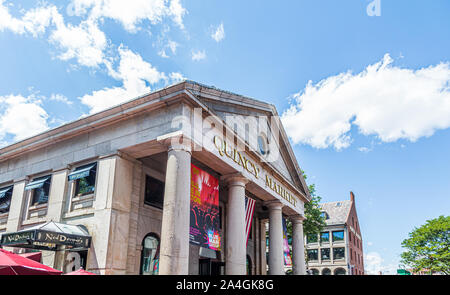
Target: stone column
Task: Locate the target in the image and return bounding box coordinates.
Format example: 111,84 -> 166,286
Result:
266,201 -> 284,275
159,140 -> 192,275
222,174 -> 248,275
291,215 -> 306,275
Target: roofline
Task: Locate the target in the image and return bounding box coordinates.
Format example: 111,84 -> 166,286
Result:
0,80 -> 311,202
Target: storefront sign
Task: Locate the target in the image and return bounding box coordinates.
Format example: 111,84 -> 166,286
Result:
36,230 -> 91,248
1,229 -> 91,249
1,231 -> 35,245
189,164 -> 221,251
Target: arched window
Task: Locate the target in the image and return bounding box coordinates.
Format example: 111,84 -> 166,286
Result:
334,268 -> 346,275
246,255 -> 252,275
322,268 -> 331,275
310,268 -> 319,275
140,233 -> 160,275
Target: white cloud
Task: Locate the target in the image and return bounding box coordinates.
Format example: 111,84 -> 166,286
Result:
48,93 -> 73,105
169,72 -> 185,82
211,22 -> 225,42
192,50 -> 206,61
281,54 -> 450,150
158,39 -> 178,58
80,45 -> 170,113
358,146 -> 372,153
0,1 -> 58,37
0,94 -> 49,142
367,241 -> 373,246
70,0 -> 186,33
50,17 -> 108,68
364,251 -> 397,275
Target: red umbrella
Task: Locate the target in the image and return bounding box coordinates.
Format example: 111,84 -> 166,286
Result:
64,267 -> 96,275
18,252 -> 42,263
0,249 -> 62,275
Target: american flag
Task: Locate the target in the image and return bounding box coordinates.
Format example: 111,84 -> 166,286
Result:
245,196 -> 256,245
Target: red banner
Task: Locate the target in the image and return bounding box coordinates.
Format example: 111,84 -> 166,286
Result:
189,164 -> 221,250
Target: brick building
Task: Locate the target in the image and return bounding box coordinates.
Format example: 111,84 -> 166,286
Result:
305,192 -> 364,275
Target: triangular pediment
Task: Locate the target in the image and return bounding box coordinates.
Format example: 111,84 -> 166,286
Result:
185,81 -> 309,199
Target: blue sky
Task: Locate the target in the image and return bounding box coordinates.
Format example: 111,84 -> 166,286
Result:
1,0 -> 449,274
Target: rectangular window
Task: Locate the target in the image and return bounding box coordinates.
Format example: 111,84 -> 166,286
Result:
68,163 -> 97,197
333,247 -> 345,260
320,232 -> 330,243
307,249 -> 318,261
25,176 -> 51,205
321,248 -> 330,260
307,234 -> 318,244
332,230 -> 344,242
144,175 -> 165,209
0,186 -> 13,213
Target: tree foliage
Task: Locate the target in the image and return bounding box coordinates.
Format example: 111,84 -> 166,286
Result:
286,171 -> 326,240
400,215 -> 450,275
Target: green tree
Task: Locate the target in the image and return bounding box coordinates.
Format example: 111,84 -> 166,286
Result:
286,171 -> 326,247
400,215 -> 450,275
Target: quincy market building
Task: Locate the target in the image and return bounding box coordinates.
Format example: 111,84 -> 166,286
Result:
0,81 -> 311,275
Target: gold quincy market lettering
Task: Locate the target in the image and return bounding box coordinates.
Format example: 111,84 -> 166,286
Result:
265,175 -> 297,207
213,136 -> 298,207
214,136 -> 260,179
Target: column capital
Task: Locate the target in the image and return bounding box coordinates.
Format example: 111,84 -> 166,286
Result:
221,173 -> 249,187
157,131 -> 192,154
264,200 -> 283,210
289,214 -> 306,224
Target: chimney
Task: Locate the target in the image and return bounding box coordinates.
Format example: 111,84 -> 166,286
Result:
350,191 -> 355,203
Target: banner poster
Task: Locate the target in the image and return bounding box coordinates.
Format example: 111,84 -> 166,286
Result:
282,217 -> 292,267
189,164 -> 221,251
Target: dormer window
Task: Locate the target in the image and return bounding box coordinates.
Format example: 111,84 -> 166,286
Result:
320,211 -> 329,220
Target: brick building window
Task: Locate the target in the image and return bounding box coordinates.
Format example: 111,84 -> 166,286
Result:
321,248 -> 330,260
333,247 -> 345,260
307,234 -> 318,244
307,249 -> 318,261
332,230 -> 344,242
320,232 -> 330,243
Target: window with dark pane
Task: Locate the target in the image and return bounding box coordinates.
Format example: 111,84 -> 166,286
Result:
307,249 -> 318,261
74,164 -> 97,196
0,186 -> 13,213
333,247 -> 345,260
321,248 -> 331,260
144,175 -> 165,209
32,178 -> 50,205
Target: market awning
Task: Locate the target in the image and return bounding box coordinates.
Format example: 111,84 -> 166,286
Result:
68,164 -> 96,181
24,177 -> 51,191
0,186 -> 13,199
0,221 -> 91,251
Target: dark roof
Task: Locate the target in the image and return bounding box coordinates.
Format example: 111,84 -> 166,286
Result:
320,200 -> 352,226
